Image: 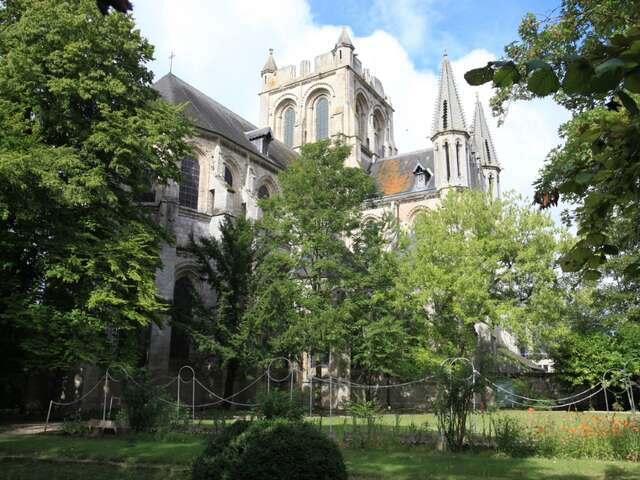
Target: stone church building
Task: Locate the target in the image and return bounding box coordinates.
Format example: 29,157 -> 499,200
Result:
147,29 -> 501,383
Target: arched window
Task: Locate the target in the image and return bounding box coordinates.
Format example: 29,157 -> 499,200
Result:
455,141 -> 461,178
283,107 -> 295,148
170,277 -> 195,369
258,185 -> 270,200
444,142 -> 451,181
315,97 -> 329,140
373,111 -> 385,157
442,100 -> 448,130
179,156 -> 199,209
224,165 -> 234,188
356,95 -> 368,145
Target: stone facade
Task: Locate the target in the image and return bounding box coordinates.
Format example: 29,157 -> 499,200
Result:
258,29 -> 398,169
147,29 -> 503,404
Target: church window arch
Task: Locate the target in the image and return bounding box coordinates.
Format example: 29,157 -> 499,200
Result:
373,110 -> 385,157
224,164 -> 234,188
170,276 -> 196,370
179,155 -> 200,209
258,184 -> 270,200
355,94 -> 369,145
444,141 -> 451,181
485,139 -> 492,163
455,141 -> 461,178
315,96 -> 329,140
283,107 -> 295,148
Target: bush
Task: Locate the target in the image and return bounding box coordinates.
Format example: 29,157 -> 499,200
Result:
192,420 -> 347,480
192,421 -> 251,480
121,369 -> 169,432
491,415 -> 535,457
255,390 -> 304,421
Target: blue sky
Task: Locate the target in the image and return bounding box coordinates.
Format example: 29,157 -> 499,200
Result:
134,0 -> 570,220
308,0 -> 561,69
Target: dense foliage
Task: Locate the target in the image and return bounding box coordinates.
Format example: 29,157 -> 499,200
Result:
399,190 -> 567,363
0,0 -> 192,388
193,420 -> 348,480
187,215 -> 258,400
465,0 -> 640,280
245,140 -> 411,381
121,369 -> 169,432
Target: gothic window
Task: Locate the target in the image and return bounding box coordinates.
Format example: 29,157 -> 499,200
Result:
315,97 -> 329,140
356,95 -> 368,145
485,139 -> 492,163
488,173 -> 495,197
179,156 -> 199,209
442,100 -> 448,130
224,165 -> 234,188
258,184 -> 270,199
283,107 -> 295,148
373,111 -> 385,157
170,277 -> 195,369
456,141 -> 461,178
444,142 -> 451,181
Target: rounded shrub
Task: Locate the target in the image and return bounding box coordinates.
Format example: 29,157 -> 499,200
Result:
255,390 -> 304,421
192,420 -> 251,480
192,420 -> 347,480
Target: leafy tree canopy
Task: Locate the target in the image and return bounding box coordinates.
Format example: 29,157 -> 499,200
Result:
0,0 -> 192,370
398,190 -> 569,366
464,0 -> 640,281
245,140 -> 402,369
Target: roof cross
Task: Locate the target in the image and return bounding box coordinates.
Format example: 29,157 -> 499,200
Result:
169,51 -> 176,74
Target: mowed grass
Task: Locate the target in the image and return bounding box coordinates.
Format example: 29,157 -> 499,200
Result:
344,448 -> 640,479
1,411 -> 639,479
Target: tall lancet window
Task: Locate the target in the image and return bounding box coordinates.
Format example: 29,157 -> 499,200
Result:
488,173 -> 495,197
485,140 -> 492,163
455,141 -> 461,178
315,97 -> 329,140
444,142 -> 451,181
283,107 -> 295,148
442,100 -> 448,130
179,156 -> 199,209
373,111 -> 385,157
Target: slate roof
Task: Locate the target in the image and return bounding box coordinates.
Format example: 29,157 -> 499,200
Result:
153,73 -> 295,169
369,149 -> 436,196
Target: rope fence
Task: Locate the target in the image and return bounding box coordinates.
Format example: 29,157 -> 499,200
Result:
43,358 -> 638,432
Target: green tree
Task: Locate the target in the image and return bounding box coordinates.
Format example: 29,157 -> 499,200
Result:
0,0 -> 192,382
187,214 -> 258,400
551,215 -> 640,389
399,190 -> 568,365
245,140 -> 387,365
464,0 -> 640,279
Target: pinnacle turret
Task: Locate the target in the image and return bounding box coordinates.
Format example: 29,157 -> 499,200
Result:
261,49 -> 277,75
336,27 -> 354,49
471,94 -> 499,167
431,52 -> 466,137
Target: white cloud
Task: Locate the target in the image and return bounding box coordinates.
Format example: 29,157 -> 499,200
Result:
133,0 -> 570,217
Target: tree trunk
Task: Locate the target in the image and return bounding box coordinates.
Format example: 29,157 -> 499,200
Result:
222,359 -> 239,409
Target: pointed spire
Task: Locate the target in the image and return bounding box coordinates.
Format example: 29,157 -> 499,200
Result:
471,94 -> 499,166
431,52 -> 466,137
261,48 -> 277,75
336,27 -> 354,49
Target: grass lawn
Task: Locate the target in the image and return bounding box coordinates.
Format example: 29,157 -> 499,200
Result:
2,430 -> 640,479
